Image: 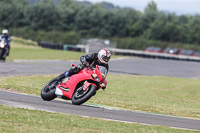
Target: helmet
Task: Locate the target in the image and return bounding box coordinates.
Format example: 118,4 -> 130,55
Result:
2,29 -> 8,35
98,48 -> 111,64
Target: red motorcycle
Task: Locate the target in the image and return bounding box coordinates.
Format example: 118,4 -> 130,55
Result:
41,64 -> 107,105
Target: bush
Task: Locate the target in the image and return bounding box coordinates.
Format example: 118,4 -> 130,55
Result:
113,37 -> 168,50
112,37 -> 200,52
8,28 -> 200,52
9,28 -> 80,44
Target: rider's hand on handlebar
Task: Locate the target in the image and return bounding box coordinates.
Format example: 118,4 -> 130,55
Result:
82,62 -> 89,67
100,83 -> 106,90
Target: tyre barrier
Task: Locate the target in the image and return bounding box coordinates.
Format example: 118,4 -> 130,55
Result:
38,42 -> 84,52
38,42 -> 63,50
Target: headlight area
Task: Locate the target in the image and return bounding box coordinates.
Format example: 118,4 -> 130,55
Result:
91,74 -> 100,82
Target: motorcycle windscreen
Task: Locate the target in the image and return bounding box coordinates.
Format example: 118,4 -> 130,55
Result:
98,66 -> 108,79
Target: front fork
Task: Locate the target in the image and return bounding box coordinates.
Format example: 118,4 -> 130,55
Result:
82,81 -> 91,91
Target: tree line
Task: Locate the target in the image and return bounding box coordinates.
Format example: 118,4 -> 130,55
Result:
0,0 -> 200,50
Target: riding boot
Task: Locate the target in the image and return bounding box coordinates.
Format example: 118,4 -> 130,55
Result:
7,46 -> 10,56
56,73 -> 65,81
56,71 -> 71,81
56,64 -> 83,81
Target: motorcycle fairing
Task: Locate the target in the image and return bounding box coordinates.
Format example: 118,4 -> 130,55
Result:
57,68 -> 97,99
93,65 -> 107,86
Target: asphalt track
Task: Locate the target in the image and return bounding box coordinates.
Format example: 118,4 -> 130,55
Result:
1,57 -> 200,78
0,90 -> 200,131
1,57 -> 200,131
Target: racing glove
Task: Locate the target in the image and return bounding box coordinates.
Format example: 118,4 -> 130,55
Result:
100,83 -> 106,90
80,57 -> 89,67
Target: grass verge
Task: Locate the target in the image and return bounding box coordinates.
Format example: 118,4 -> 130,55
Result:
0,75 -> 199,119
0,105 -> 197,133
7,42 -> 84,61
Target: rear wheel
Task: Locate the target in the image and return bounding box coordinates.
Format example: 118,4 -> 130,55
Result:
41,78 -> 58,101
72,84 -> 97,105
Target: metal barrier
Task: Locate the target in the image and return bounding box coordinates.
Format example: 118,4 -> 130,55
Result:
38,42 -> 200,62
63,44 -> 85,52
38,42 -> 85,52
110,48 -> 200,62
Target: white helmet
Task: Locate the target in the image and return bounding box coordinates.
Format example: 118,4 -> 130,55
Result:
98,48 -> 111,64
2,29 -> 8,34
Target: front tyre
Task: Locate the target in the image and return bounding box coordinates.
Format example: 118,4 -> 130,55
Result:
0,49 -> 3,60
72,84 -> 97,105
41,78 -> 57,101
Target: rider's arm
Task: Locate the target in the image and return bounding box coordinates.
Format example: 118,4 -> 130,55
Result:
80,53 -> 97,66
80,54 -> 90,65
7,36 -> 11,46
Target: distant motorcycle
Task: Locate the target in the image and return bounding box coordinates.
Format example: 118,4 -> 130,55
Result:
41,64 -> 107,105
0,38 -> 9,61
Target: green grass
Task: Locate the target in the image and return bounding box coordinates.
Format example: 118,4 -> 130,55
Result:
0,105 -> 198,133
7,42 -> 84,61
12,36 -> 38,46
0,75 -> 200,119
6,36 -> 84,61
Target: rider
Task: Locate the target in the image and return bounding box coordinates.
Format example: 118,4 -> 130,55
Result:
0,29 -> 11,56
56,48 -> 112,89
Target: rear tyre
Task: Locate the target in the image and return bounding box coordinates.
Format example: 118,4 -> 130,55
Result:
72,84 -> 97,105
41,78 -> 57,101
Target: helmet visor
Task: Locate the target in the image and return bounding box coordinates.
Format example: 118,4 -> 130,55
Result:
102,55 -> 110,62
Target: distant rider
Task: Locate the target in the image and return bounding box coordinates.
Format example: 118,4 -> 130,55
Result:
0,29 -> 11,56
56,48 -> 112,89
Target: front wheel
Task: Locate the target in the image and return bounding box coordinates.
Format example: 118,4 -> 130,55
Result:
41,78 -> 58,101
72,84 -> 97,105
0,49 -> 3,60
